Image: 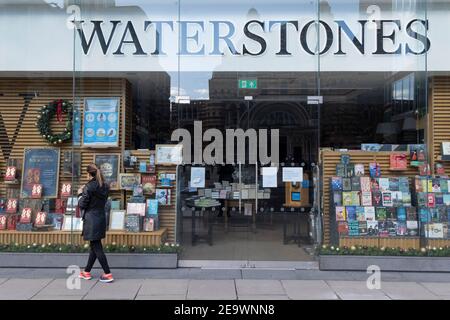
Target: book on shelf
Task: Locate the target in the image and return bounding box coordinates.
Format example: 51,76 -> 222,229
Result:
346,206 -> 357,221
351,177 -> 361,191
364,207 -> 376,221
386,207 -> 397,220
333,191 -> 342,206
431,179 -> 441,192
369,163 -> 381,178
406,220 -> 419,236
399,177 -> 410,193
335,206 -> 346,221
350,191 -> 361,206
367,221 -> 379,236
397,207 -> 407,221
436,193 -> 444,206
358,221 -> 368,235
372,191 -> 382,206
361,192 -> 372,206
382,192 -> 393,207
389,153 -> 408,171
331,177 -> 343,191
354,164 -> 365,176
376,207 -> 387,220
348,221 -> 359,236
360,177 -> 371,192
337,221 -> 349,236
342,192 -> 352,206
356,207 -> 365,221
427,193 -> 436,207
402,192 -> 412,207
378,221 -> 389,237
419,207 -> 431,223
391,191 -> 403,207
389,178 -> 400,191
342,178 -> 352,191
406,207 -> 417,221
379,178 -> 390,192
371,178 -> 380,192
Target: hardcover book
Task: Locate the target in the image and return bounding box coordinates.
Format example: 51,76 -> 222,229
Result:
402,192 -> 412,207
443,194 -> 450,206
361,192 -> 372,206
367,221 -> 379,236
364,207 -> 376,221
427,193 -> 436,207
360,177 -> 371,192
417,192 -> 427,206
436,193 -> 444,206
425,223 -> 444,239
139,161 -> 147,173
371,178 -> 380,192
382,192 -> 393,207
340,154 -> 351,165
337,221 -> 349,236
143,217 -> 156,232
351,176 -> 361,191
414,178 -> 425,193
392,191 -> 403,207
427,180 -> 433,193
342,192 -> 352,206
354,164 -> 365,176
126,203 -> 146,217
376,207 -> 388,220
372,191 -> 382,206
346,206 -> 357,221
125,214 -> 141,233
419,207 -> 431,223
336,164 -> 346,177
406,207 -> 418,221
346,164 -> 355,178
331,177 -> 343,191
333,192 -> 342,206
358,221 -> 368,236
407,220 -> 419,236
20,207 -> 32,224
156,188 -> 171,206
389,153 -> 408,171
432,179 -> 441,193
386,207 -> 397,220
356,207 -> 366,221
441,179 -> 448,193
436,163 -> 446,176
396,221 -> 407,236
146,199 -> 159,216
348,221 -> 359,236
0,215 -> 6,230
141,175 -> 157,195
335,206 -> 346,221
369,163 -> 381,178
379,178 -> 390,192
397,207 -> 407,221
378,221 -> 389,237
351,191 -> 361,206
430,208 -> 440,222
387,220 -> 398,237
342,178 -> 352,191
399,177 -> 410,193
389,178 -> 400,191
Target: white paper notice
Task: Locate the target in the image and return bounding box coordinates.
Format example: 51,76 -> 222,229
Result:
282,167 -> 303,182
262,167 -> 278,188
190,167 -> 206,188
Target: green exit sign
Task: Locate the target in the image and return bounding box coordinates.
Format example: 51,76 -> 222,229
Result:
238,79 -> 257,89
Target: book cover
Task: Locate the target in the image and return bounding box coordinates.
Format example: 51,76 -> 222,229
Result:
346,164 -> 355,178
432,179 -> 441,193
340,154 -> 351,165
392,191 -> 403,207
146,199 -> 159,216
31,184 -> 43,199
61,183 -> 72,197
354,164 -> 365,176
342,178 -> 352,191
417,192 -> 427,206
358,221 -> 368,236
141,175 -> 157,195
55,199 -> 67,214
443,194 -> 450,206
406,207 -> 418,221
376,207 -> 387,220
436,163 -> 446,176
402,192 -> 412,207
371,178 -> 380,192
425,223 -> 444,239
333,192 -> 342,206
351,191 -> 361,206
360,177 -> 371,192
427,180 -> 433,193
336,164 -> 346,177
441,179 -> 449,193
6,198 -> 18,214
414,177 -> 424,193
139,161 -> 147,173
351,177 -> 361,191
20,207 -> 32,224
387,220 -> 398,236
396,221 -> 407,236
331,177 -> 343,191
361,192 -> 372,206
34,211 -> 47,226
369,163 -> 381,178
0,215 -> 6,230
356,207 -> 366,221
407,220 -> 419,236
389,178 -> 400,191
382,192 -> 393,207
126,202 -> 146,217
399,177 -> 410,193
372,191 -> 382,206
397,207 -> 407,221
348,221 -> 359,236
342,192 -> 352,206
364,207 -> 376,221
386,207 -> 397,220
335,206 -> 346,221
367,221 -> 379,236
419,207 -> 431,223
427,193 -> 436,207
346,206 -> 357,221
430,208 -> 440,222
5,166 -> 17,181
156,188 -> 171,206
389,153 -> 407,170
379,178 -> 390,192
337,221 -> 349,236
378,221 -> 389,237
125,214 -> 141,233
436,193 -> 444,206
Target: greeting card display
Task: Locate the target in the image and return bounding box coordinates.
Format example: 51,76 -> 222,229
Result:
34,211 -> 47,226
31,184 -> 43,199
5,166 -> 17,182
6,198 -> 18,213
389,153 -> 408,171
20,208 -> 32,224
61,183 -> 72,197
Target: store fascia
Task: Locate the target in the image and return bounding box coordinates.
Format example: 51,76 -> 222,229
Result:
75,18 -> 430,57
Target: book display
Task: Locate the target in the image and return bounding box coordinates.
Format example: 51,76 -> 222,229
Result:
332,155 -> 417,239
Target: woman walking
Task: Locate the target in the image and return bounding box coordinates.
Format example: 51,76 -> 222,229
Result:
78,164 -> 114,283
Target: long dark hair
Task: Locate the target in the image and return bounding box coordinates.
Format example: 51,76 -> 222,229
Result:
87,163 -> 104,187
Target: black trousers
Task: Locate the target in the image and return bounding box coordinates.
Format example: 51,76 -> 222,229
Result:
85,240 -> 111,274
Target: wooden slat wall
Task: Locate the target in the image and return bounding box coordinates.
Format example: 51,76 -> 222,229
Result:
126,150 -> 177,244
320,150 -> 418,247
430,76 -> 450,172
0,229 -> 167,246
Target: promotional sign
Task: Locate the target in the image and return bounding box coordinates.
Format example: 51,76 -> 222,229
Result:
190,167 -> 206,188
83,98 -> 120,147
282,167 -> 303,182
21,148 -> 60,198
262,167 -> 278,188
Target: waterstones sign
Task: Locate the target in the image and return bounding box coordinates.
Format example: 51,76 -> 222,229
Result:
0,4 -> 449,72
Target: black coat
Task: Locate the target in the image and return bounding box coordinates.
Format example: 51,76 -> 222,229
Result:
78,179 -> 109,241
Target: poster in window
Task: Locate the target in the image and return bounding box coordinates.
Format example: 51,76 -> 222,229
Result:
82,98 -> 120,147
21,148 -> 60,198
94,154 -> 121,190
190,167 -> 206,188
155,144 -> 183,165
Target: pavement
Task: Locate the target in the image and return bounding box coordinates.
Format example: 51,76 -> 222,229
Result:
0,268 -> 450,300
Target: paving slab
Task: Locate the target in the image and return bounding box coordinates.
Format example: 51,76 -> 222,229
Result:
31,295 -> 85,300
139,279 -> 189,296
187,280 -> 236,300
0,278 -> 53,300
327,281 -> 390,300
83,279 -> 142,300
420,282 -> 450,297
236,279 -> 285,296
242,270 -> 297,280
381,282 -> 439,300
36,278 -> 97,296
135,295 -> 186,300
281,280 -> 339,300
0,279 -> 7,286
238,295 -> 290,300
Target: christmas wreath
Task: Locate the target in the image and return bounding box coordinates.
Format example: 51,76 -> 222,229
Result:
36,99 -> 73,144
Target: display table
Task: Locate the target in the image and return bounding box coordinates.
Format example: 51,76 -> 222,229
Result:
281,206 -> 312,246
0,228 -> 168,246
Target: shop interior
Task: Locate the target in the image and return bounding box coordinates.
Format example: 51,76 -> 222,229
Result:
121,70 -> 425,261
